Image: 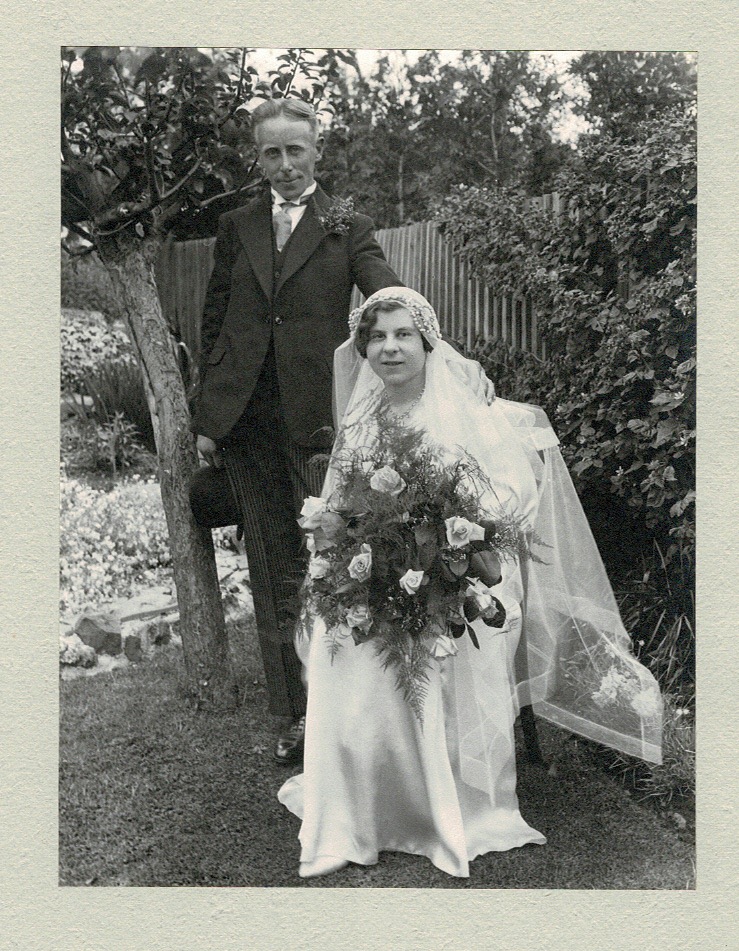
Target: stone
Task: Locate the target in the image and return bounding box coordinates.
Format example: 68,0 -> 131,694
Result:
123,633 -> 143,662
60,632 -> 97,668
74,608 -> 122,655
140,619 -> 173,653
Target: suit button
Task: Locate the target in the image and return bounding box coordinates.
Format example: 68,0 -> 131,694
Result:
274,317 -> 283,324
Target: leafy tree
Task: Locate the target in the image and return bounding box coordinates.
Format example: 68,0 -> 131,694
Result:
61,46 -> 333,709
320,50 -> 572,228
570,51 -> 697,136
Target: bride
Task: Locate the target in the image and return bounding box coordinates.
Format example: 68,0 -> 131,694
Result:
278,287 -> 662,880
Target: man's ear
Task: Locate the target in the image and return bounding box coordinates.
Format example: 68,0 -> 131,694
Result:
315,134 -> 325,161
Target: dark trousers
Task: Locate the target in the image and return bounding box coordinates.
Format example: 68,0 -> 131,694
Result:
222,411 -> 326,718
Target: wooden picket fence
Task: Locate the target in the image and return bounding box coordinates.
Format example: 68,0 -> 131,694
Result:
155,198 -> 562,365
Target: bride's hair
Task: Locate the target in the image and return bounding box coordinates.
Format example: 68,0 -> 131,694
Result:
354,300 -> 434,358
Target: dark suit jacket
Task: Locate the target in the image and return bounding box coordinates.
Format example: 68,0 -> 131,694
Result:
190,185 -> 400,447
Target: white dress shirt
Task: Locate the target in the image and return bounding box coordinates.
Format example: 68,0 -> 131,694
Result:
271,182 -> 317,236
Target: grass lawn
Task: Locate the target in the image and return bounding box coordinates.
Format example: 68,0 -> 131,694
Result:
59,618 -> 695,888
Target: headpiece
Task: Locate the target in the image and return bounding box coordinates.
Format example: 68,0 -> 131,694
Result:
348,287 -> 442,341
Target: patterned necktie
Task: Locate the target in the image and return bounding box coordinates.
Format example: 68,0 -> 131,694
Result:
272,196 -> 310,251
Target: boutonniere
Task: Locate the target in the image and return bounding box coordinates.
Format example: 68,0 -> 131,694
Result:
318,197 -> 356,235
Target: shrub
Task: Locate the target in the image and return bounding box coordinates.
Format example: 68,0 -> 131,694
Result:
61,309 -> 133,392
60,474 -> 172,614
61,251 -> 120,320
60,473 -> 238,615
82,358 -> 157,455
436,103 -> 696,688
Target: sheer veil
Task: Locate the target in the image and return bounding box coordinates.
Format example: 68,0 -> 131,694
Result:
327,288 -> 662,773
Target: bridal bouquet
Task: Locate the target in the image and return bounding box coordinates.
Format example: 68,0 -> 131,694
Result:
298,421 -> 537,722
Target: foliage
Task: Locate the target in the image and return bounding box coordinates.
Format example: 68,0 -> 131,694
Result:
61,308 -> 133,392
62,47 -> 337,245
61,410 -> 147,477
320,50 -> 572,228
300,409 -> 534,722
435,87 -> 696,687
60,473 -> 172,613
82,357 -> 157,454
61,251 -> 121,319
570,51 -> 697,136
62,338 -> 158,472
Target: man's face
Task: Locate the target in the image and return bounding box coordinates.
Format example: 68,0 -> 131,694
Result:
255,116 -> 324,201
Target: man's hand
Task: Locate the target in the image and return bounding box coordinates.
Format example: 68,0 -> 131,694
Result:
448,358 -> 496,406
197,435 -> 224,468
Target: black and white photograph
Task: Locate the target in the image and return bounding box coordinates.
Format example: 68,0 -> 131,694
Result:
58,47 -> 696,889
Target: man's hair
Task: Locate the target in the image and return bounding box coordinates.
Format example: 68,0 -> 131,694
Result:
251,98 -> 320,142
355,300 -> 434,358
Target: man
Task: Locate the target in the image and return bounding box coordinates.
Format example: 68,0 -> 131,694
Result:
191,99 -> 403,764
191,98 -> 493,765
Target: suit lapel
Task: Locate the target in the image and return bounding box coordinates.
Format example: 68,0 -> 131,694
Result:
274,187 -> 332,296
235,189 -> 274,302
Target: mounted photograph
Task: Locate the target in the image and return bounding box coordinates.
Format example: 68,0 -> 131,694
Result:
59,47 -> 696,888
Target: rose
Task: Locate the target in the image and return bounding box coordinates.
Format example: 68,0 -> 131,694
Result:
399,568 -> 425,595
432,634 -> 458,659
445,516 -> 485,549
345,602 -> 372,633
465,577 -> 495,612
308,555 -> 331,580
369,466 -> 406,496
299,496 -> 329,530
348,543 -> 372,582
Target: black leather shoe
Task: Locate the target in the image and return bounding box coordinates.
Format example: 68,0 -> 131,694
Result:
275,715 -> 306,765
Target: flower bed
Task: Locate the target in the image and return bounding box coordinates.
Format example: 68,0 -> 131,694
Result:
60,474 -> 171,615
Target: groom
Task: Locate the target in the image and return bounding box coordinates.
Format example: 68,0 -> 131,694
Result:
190,99 -> 402,763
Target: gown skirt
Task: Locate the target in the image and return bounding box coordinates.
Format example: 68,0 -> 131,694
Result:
278,593 -> 546,878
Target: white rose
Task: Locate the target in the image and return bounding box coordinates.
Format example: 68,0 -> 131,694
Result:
348,543 -> 372,582
465,577 -> 494,611
399,569 -> 425,595
369,466 -> 407,496
432,634 -> 458,659
345,603 -> 372,632
308,556 -> 331,580
299,496 -> 329,530
445,516 -> 485,549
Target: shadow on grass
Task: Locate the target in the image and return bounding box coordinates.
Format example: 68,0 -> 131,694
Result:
59,618 -> 695,888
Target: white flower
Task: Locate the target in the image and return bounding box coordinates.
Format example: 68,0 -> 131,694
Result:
445,516 -> 485,549
345,603 -> 372,632
348,544 -> 372,582
308,556 -> 331,580
630,690 -> 661,718
465,577 -> 495,611
432,634 -> 458,659
369,466 -> 406,496
399,569 -> 425,595
299,496 -> 329,530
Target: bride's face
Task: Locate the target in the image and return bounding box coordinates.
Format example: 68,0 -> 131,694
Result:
365,307 -> 427,390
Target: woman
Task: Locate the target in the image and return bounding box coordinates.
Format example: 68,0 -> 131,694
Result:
278,288 -> 662,879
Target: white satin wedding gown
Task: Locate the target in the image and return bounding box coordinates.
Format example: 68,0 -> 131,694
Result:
278,398 -> 546,878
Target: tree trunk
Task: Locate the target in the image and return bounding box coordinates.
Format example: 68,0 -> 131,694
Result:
99,232 -> 238,712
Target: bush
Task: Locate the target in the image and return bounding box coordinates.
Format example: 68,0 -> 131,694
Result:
60,474 -> 172,614
437,103 -> 696,688
61,309 -> 133,392
61,251 -> 120,320
82,358 -> 157,455
60,473 -> 237,615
